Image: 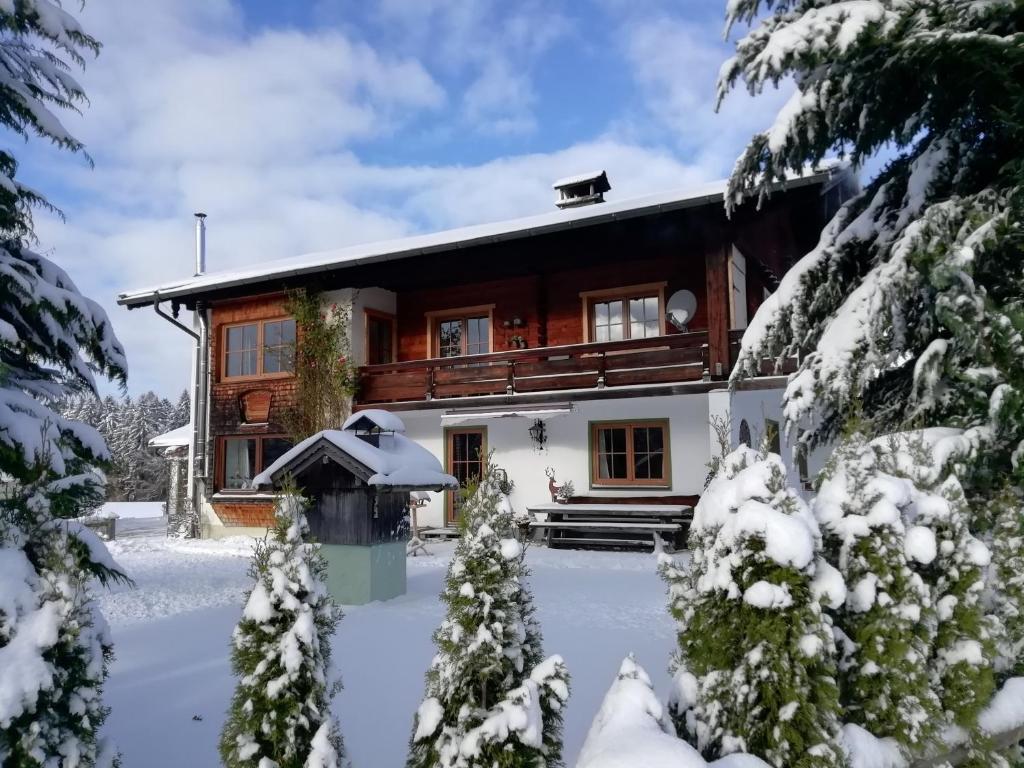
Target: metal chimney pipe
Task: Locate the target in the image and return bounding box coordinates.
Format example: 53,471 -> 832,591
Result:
194,212 -> 207,275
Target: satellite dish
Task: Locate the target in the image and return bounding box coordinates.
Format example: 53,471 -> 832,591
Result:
666,290 -> 698,331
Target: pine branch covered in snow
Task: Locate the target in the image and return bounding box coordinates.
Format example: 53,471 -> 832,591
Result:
814,434 -> 940,753
872,436 -> 998,732
663,447 -> 846,767
988,488 -> 1024,678
722,0 -> 1024,504
408,466 -> 569,768
220,490 -> 345,768
0,3 -> 129,766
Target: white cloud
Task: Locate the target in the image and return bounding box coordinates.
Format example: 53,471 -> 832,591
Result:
617,16 -> 791,175
462,61 -> 537,135
24,1 -> 740,399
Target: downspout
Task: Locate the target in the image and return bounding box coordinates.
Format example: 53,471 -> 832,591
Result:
149,213 -> 211,538
192,213 -> 210,539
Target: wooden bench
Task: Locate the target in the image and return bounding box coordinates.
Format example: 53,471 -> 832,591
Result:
527,502 -> 692,552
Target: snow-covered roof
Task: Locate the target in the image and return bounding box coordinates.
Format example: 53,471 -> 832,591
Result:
252,428 -> 457,491
342,409 -> 406,433
148,423 -> 191,448
552,170 -> 607,189
118,165 -> 845,308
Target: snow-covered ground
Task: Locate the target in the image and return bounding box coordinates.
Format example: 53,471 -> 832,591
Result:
100,501 -> 165,519
100,533 -> 676,768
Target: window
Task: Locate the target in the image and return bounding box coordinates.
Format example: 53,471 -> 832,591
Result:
223,318 -> 296,379
446,428 -> 486,524
582,284 -> 665,343
435,315 -> 490,357
366,311 -> 395,365
225,324 -> 258,377
263,319 -> 296,374
590,420 -> 670,486
220,435 -> 293,490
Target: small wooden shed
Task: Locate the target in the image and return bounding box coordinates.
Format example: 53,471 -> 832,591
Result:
253,410 -> 456,604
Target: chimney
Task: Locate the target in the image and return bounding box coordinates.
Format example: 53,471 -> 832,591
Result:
194,212 -> 207,276
552,170 -> 610,209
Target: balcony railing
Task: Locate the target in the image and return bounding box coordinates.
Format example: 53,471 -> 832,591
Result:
358,331 -> 712,405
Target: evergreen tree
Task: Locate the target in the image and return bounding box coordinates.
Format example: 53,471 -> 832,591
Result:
0,2 -> 128,766
408,468 -> 569,768
723,1 -> 1024,526
663,446 -> 845,768
220,490 -> 345,768
872,437 -> 997,730
813,434 -> 938,753
577,656 -> 704,768
989,487 -> 1024,677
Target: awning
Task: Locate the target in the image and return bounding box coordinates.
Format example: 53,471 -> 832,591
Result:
439,403 -> 573,425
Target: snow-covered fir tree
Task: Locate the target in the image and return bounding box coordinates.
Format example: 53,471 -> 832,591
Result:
408,467 -> 569,768
0,2 -> 129,766
220,490 -> 345,768
813,434 -> 939,752
871,436 -> 997,731
723,0 -> 1024,546
989,487 -> 1024,677
663,446 -> 845,767
57,390 -> 189,502
577,656 -> 725,768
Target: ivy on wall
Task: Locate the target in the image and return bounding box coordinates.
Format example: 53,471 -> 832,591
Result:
283,289 -> 359,442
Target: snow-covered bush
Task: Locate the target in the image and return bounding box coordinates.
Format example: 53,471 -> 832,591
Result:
576,655 -> 769,768
219,491 -> 345,768
872,437 -> 997,731
813,434 -> 939,751
408,467 -> 569,768
664,447 -> 846,767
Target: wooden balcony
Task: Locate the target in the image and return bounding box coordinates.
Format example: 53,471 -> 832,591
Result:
357,331 -> 712,405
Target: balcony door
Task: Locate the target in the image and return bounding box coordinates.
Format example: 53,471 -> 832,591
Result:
445,427 -> 487,525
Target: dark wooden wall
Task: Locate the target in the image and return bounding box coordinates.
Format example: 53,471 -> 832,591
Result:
296,461 -> 409,546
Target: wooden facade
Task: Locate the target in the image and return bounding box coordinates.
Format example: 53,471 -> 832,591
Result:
189,177 -> 840,526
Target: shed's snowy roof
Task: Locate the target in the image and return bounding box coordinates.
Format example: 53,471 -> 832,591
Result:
252,428 -> 457,491
148,423 -> 191,448
118,165 -> 845,308
342,409 -> 406,433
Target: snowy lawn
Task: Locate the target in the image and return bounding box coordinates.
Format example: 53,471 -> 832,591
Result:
100,534 -> 676,768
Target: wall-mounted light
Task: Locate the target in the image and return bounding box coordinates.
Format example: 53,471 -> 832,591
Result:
528,419 -> 547,451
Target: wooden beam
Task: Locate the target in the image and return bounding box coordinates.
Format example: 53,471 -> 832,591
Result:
704,234 -> 731,379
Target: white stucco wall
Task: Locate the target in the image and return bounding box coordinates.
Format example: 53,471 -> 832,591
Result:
350,287 -> 397,365
398,392 -> 713,529
727,385 -> 830,491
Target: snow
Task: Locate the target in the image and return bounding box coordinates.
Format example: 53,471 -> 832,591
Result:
840,724 -> 906,768
251,428 -> 457,490
342,408 -> 406,433
99,501 -> 166,519
96,534 -> 678,768
978,677 -> 1024,735
577,656 -> 771,768
552,170 -> 606,188
149,423 -> 192,448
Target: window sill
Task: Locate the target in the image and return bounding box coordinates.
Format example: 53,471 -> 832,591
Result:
220,372 -> 294,384
589,483 -> 672,491
212,491 -> 280,502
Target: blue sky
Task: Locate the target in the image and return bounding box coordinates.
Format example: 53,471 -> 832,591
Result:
17,0 -> 839,397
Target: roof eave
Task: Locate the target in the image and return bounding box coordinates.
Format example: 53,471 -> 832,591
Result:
118,166 -> 846,309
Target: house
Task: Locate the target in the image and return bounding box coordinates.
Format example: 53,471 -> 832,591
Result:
118,167 -> 855,538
